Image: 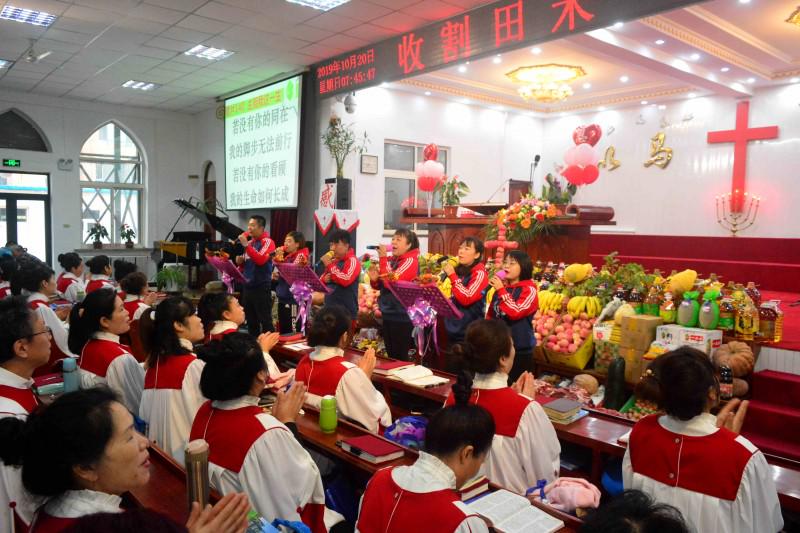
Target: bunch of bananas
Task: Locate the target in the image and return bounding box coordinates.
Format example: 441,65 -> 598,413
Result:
538,290 -> 566,312
566,295 -> 603,318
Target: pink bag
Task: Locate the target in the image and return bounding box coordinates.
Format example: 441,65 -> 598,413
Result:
533,477 -> 601,513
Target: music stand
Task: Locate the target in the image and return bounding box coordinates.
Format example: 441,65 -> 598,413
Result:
206,255 -> 246,293
276,263 -> 330,294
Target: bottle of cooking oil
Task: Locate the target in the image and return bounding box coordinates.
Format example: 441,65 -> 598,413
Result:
745,281 -> 762,307
735,294 -> 759,341
718,287 -> 736,333
758,300 -> 784,343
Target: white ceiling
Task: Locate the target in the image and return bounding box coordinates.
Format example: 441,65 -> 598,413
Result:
0,0 -> 492,113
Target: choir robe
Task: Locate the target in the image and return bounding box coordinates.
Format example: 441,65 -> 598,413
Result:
295,346 -> 391,433
139,338 -> 205,463
30,489 -> 122,533
623,413 -> 783,533
445,372 -> 561,494
189,396 -> 342,532
356,452 -> 489,533
56,273 -> 84,303
0,281 -> 11,300
122,294 -> 149,322
85,275 -> 114,294
79,331 -> 144,414
0,367 -> 42,532
27,292 -> 76,373
206,321 -> 293,386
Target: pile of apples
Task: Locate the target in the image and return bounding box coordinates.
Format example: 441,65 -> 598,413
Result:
358,284 -> 382,318
534,310 -> 596,354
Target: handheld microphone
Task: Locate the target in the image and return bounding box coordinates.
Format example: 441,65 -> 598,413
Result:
529,154 -> 541,194
495,270 -> 507,280
366,244 -> 393,251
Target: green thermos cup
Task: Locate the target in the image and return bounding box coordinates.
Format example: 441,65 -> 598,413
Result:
319,395 -> 338,434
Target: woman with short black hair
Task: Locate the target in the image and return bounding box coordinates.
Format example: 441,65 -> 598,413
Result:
85,255 -> 114,294
57,252 -> 85,303
624,346 -> 783,533
119,272 -> 154,322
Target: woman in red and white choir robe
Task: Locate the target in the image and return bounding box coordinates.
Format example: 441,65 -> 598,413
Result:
56,253 -> 85,303
191,333 -> 343,532
623,347 -> 783,533
84,255 -> 115,295
68,289 -> 143,415
445,319 -> 560,494
295,305 -> 391,433
0,297 -> 51,532
356,392 -> 494,533
20,261 -> 76,373
138,297 -> 206,463
119,272 -> 154,322
0,388 -> 249,533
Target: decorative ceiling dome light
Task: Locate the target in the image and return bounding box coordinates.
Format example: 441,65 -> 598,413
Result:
506,63 -> 586,103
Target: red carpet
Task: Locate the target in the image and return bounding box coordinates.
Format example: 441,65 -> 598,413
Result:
742,371 -> 800,462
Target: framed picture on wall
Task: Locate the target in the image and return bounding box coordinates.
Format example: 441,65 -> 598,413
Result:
360,154 -> 379,174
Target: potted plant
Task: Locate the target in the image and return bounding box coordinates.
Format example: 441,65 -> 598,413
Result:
155,265 -> 187,293
87,223 -> 109,249
437,175 -> 470,217
321,113 -> 369,179
120,224 -> 136,248
541,173 -> 577,214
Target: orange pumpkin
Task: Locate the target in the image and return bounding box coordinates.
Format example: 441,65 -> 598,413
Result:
713,341 -> 754,377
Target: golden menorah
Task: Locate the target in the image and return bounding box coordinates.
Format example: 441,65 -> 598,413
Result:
716,190 -> 760,237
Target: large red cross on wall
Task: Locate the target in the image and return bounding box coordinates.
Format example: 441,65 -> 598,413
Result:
707,101 -> 778,212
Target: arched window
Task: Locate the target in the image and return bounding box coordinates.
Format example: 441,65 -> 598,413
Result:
0,109 -> 50,151
80,123 -> 144,245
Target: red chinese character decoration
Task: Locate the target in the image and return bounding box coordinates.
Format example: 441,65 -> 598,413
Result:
494,0 -> 524,48
440,16 -> 471,63
551,0 -> 594,33
398,32 -> 425,75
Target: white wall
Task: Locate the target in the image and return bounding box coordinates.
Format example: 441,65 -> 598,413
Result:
0,89 -> 204,265
541,84 -> 800,238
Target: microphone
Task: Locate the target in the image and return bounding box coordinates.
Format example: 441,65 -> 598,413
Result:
366,244 -> 393,251
529,154 -> 541,194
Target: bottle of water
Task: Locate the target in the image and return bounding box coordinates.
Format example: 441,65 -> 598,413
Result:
246,510 -> 278,533
62,357 -> 79,393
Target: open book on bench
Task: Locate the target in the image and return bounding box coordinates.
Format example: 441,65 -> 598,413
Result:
465,489 -> 564,533
384,365 -> 449,388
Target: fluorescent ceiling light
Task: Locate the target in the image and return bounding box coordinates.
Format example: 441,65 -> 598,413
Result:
746,77 -> 756,84
424,91 -> 431,96
0,59 -> 14,69
284,0 -> 351,11
531,47 -> 542,55
184,45 -> 234,60
0,5 -> 56,26
721,67 -> 730,72
122,80 -> 160,91
655,39 -> 665,45
689,53 -> 701,61
619,75 -> 629,83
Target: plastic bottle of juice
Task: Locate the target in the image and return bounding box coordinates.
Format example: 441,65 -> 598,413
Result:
627,288 -> 644,314
660,291 -> 677,324
745,282 -> 762,307
643,286 -> 661,317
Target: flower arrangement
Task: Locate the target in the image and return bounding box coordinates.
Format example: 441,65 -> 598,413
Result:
436,174 -> 470,206
321,113 -> 369,179
120,224 -> 136,246
541,173 -> 577,205
485,195 -> 558,244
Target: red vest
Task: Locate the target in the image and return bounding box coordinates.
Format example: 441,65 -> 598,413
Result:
144,354 -> 196,390
122,299 -> 143,322
207,328 -> 237,342
56,275 -> 77,296
294,355 -> 350,397
357,468 -> 476,533
28,300 -> 70,376
30,511 -> 77,533
445,387 -> 531,438
0,285 -> 10,300
629,414 -> 755,501
0,384 -> 39,415
79,339 -> 131,378
85,279 -> 112,294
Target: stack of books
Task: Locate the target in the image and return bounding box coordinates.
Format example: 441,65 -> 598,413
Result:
458,475 -> 490,501
338,435 -> 405,464
542,398 -> 588,425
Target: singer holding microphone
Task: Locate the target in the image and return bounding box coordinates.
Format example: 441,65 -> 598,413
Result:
235,215 -> 276,335
367,229 -> 420,361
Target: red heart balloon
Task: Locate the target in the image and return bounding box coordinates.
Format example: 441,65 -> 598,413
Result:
572,126 -> 586,146
583,124 -> 602,147
581,164 -> 600,184
423,143 -> 439,161
561,164 -> 585,185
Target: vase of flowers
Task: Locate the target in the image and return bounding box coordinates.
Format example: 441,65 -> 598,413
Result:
437,175 -> 470,217
87,223 -> 109,249
321,113 -> 369,179
120,224 -> 136,248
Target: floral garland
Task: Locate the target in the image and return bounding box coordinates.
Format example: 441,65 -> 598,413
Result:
485,195 -> 558,244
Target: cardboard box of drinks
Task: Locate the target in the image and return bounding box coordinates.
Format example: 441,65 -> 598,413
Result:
619,346 -> 646,384
655,325 -> 723,357
620,315 -> 664,351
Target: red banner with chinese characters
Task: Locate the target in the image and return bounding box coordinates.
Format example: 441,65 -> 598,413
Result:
313,0 -> 703,98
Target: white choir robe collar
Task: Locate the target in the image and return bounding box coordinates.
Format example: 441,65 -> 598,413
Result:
0,365 -> 34,389
62,272 -> 81,281
310,346 -> 344,362
178,337 -> 194,352
123,294 -> 141,303
210,320 -> 239,335
658,413 -> 719,437
26,291 -> 49,303
471,371 -> 509,390
45,489 -> 122,518
92,274 -> 111,282
212,395 -> 260,410
393,452 -> 457,492
93,331 -> 120,343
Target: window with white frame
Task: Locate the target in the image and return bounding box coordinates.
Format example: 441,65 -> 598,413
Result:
80,123 -> 144,245
383,141 -> 448,233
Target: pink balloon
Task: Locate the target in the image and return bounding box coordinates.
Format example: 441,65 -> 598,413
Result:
573,143 -> 597,167
424,160 -> 445,179
564,146 -> 580,166
414,162 -> 425,178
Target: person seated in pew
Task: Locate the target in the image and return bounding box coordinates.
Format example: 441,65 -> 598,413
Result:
442,237 -> 489,346
579,490 -> 690,533
84,255 -> 115,294
113,260 -> 138,290
119,272 -> 156,322
367,228 -> 420,361
623,346 -> 783,533
68,289 -> 144,415
487,250 -> 538,384
295,305 -> 391,433
56,252 -> 86,303
317,229 -> 360,322
445,319 -> 561,494
138,297 -> 206,463
197,292 -> 293,388
0,388 -> 250,533
356,388 -> 494,532
0,296 -> 52,531
191,333 -> 345,533
273,230 -> 310,335
63,504 -> 250,533
0,254 -> 17,300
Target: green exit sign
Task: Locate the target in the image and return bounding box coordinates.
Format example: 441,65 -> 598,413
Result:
2,159 -> 21,168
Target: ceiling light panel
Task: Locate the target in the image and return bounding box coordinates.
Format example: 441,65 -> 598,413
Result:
0,5 -> 56,26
